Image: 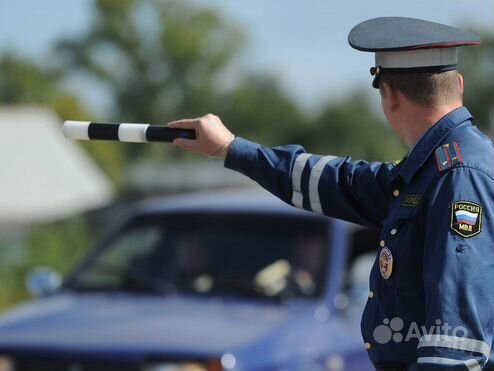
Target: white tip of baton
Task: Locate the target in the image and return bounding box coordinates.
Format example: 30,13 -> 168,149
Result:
63,121 -> 91,140
118,123 -> 149,143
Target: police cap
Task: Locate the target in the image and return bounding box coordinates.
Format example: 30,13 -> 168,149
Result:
348,17 -> 481,88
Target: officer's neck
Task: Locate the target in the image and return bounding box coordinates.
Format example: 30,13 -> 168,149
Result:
396,99 -> 463,149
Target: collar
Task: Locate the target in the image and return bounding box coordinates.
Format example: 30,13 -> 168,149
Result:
390,106 -> 473,184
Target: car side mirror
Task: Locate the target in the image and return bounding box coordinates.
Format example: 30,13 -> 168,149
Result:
26,266 -> 62,298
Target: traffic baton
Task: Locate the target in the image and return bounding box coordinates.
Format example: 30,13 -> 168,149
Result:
63,121 -> 196,143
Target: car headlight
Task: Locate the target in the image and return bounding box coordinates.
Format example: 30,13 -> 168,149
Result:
143,360 -> 222,371
0,356 -> 14,371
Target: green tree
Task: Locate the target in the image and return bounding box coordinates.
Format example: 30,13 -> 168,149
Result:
0,54 -> 86,120
216,74 -> 309,146
304,92 -> 406,161
56,0 -> 244,162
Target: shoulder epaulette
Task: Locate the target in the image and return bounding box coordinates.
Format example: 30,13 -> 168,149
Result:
435,142 -> 463,172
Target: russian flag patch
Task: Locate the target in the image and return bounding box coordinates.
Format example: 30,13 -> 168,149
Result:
451,201 -> 483,238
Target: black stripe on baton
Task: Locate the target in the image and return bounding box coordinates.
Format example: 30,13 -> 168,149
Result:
88,123 -> 120,140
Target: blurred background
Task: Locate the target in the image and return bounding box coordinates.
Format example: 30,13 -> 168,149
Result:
0,0 -> 492,311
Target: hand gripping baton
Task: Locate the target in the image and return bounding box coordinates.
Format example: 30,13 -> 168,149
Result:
63,121 -> 196,143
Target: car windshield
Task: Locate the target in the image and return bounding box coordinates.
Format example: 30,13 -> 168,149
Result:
67,213 -> 330,300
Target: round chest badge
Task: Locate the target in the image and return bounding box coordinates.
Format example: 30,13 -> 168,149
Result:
379,247 -> 393,280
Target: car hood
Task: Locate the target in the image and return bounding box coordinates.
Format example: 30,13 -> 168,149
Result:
0,292 -> 305,357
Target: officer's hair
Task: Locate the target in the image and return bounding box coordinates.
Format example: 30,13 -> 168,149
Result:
379,70 -> 463,107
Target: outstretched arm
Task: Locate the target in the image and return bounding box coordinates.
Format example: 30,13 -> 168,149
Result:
170,114 -> 394,227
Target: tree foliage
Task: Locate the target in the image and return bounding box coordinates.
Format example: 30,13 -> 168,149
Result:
304,92 -> 406,161
56,0 -> 244,161
0,54 -> 86,120
215,74 -> 309,146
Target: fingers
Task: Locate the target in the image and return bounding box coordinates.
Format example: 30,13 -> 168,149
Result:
169,113 -> 233,157
167,113 -> 217,129
169,117 -> 203,153
167,119 -> 198,129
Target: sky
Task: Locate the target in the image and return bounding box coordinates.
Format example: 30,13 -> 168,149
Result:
0,0 -> 493,112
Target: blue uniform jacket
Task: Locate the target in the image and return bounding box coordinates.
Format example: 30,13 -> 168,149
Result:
224,107 -> 494,371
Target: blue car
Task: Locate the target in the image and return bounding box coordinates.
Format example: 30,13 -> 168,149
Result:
0,191 -> 377,371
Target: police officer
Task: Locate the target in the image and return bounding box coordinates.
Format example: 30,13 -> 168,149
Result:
169,17 -> 494,371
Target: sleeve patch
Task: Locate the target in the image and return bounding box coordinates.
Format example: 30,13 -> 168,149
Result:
450,201 -> 483,238
435,142 -> 462,172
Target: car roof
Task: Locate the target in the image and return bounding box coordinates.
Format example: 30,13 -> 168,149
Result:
133,189 -> 328,220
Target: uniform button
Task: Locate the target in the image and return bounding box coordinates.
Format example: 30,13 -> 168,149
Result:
364,342 -> 371,350
368,291 -> 374,299
379,240 -> 385,247
393,189 -> 400,197
390,228 -> 398,236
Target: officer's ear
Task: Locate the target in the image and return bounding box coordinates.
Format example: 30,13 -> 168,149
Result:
458,73 -> 464,96
380,82 -> 400,112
